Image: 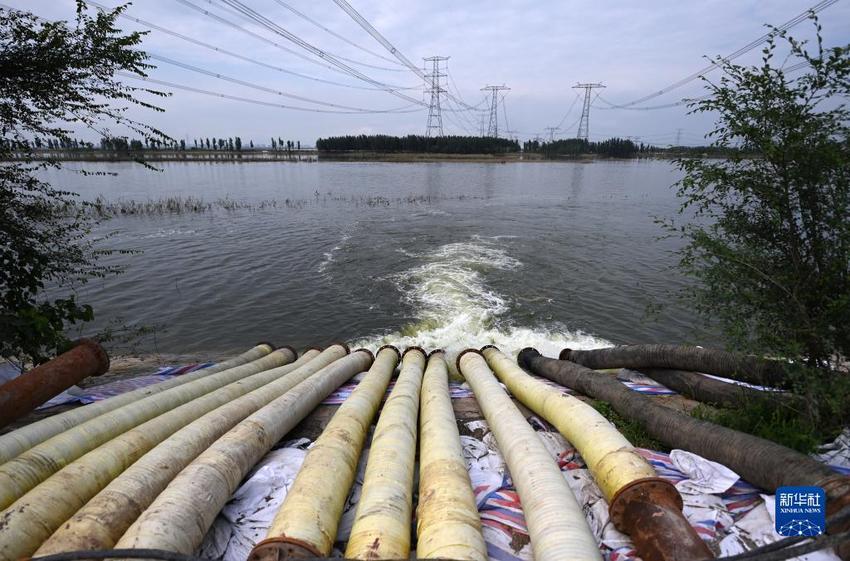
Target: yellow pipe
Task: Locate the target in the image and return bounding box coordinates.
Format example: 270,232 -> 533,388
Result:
416,350 -> 487,561
481,346 -> 656,502
0,343 -> 275,464
0,346 -> 291,510
249,345 -> 400,559
33,349 -> 325,556
344,347 -> 426,560
115,349 -> 373,554
458,349 -> 601,561
0,347 -> 321,561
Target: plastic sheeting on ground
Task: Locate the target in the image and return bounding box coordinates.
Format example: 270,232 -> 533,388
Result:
197,409 -> 848,561
34,363 -> 213,410
26,360 -> 677,413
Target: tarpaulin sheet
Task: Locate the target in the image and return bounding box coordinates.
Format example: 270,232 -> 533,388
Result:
196,394 -> 849,561
34,363 -> 214,409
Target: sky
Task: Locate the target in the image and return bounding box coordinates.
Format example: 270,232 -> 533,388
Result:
9,0 -> 850,147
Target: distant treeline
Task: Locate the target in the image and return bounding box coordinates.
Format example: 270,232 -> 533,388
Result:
0,136 -> 304,153
316,134 -> 521,154
523,137 -> 657,158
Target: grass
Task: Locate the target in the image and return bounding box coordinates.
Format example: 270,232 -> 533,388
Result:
689,400 -> 823,454
689,371 -> 850,454
80,193 -> 485,217
590,399 -> 666,451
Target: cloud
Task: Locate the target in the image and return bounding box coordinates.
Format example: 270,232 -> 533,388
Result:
9,0 -> 850,145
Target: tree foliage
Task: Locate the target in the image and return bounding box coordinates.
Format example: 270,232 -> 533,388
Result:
524,137 -> 653,158
672,17 -> 850,371
316,134 -> 520,154
0,2 -> 167,364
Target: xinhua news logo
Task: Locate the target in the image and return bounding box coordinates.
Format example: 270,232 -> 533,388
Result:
775,486 -> 826,537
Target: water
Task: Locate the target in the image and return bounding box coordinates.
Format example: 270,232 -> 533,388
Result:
41,159 -> 716,358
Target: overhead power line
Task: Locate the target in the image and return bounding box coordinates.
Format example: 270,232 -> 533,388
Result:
600,0 -> 837,108
148,53 -> 418,113
174,0 -> 356,78
119,73 -> 424,114
211,0 -> 426,106
270,0 -> 403,66
196,0 -> 405,72
554,92 -> 582,129
597,59 -> 812,111
329,0 -> 484,113
82,0 -> 418,91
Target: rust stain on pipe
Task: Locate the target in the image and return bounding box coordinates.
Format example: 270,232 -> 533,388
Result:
609,477 -> 714,561
0,338 -> 109,428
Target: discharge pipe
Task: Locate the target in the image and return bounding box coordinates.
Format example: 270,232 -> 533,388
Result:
249,345 -> 400,560
637,367 -> 803,411
114,348 -> 374,554
482,346 -> 712,561
0,346 -> 294,510
32,348 -> 326,556
416,350 -> 488,561
0,342 -> 276,463
559,344 -> 796,389
0,339 -> 109,429
0,346 -> 317,561
343,347 -> 426,560
518,349 -> 850,524
458,349 -> 601,561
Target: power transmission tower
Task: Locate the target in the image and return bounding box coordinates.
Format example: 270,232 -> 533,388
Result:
572,82 -> 605,141
424,56 -> 449,137
481,85 -> 510,137
544,126 -> 559,142
675,128 -> 683,146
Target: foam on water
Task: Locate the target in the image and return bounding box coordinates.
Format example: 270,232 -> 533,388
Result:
353,238 -> 611,363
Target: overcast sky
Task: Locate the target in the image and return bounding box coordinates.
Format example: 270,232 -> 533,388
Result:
10,0 -> 850,146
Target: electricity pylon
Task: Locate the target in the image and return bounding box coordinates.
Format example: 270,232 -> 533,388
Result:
424,56 -> 449,137
481,85 -> 510,137
544,126 -> 559,142
572,82 -> 605,141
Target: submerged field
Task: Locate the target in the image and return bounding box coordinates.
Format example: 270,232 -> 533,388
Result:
42,159 -> 713,356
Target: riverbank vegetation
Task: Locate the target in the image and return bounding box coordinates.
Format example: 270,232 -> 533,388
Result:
316,134 -> 520,154
670,17 -> 850,451
0,2 -> 167,364
78,193 -> 485,217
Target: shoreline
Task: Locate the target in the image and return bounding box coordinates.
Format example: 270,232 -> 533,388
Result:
1,149 -> 699,164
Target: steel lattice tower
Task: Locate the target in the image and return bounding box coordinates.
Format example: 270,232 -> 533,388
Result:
573,82 -> 605,141
544,126 -> 559,142
481,85 -> 510,137
424,56 -> 449,137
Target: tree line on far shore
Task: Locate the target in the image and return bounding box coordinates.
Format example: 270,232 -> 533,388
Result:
0,136 -> 303,152
316,134 -> 521,154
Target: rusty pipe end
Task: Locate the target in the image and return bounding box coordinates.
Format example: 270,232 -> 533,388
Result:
456,348 -> 483,372
352,348 -> 375,361
517,347 -> 541,370
304,346 -> 323,354
328,341 -> 351,355
256,341 -> 276,351
609,477 -> 714,561
248,536 -> 322,561
74,338 -> 110,375
558,348 -> 573,361
479,344 -> 499,354
402,345 -> 427,359
427,348 -> 445,358
376,344 -> 401,360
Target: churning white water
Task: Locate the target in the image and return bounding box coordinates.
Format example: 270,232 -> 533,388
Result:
354,237 -> 611,361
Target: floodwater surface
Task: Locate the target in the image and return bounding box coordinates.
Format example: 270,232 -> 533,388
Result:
42,159 -> 716,358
